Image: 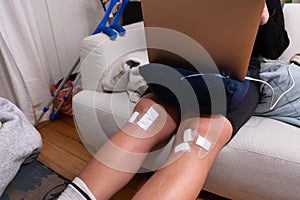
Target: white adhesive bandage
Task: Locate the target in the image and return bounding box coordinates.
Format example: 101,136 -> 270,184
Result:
174,129 -> 214,158
174,142 -> 191,153
136,107 -> 159,131
183,129 -> 193,142
128,111 -> 139,123
195,135 -> 212,152
174,116 -> 225,158
126,107 -> 163,139
174,129 -> 195,154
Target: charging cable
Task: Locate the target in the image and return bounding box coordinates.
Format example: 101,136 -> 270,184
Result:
245,63 -> 295,111
180,63 -> 296,111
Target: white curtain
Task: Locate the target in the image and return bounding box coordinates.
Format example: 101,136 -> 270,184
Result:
0,0 -> 103,124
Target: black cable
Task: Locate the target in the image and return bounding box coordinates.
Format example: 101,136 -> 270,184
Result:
100,0 -> 107,12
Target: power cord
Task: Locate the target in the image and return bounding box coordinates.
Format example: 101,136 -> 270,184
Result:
245,63 -> 295,111
100,0 -> 108,11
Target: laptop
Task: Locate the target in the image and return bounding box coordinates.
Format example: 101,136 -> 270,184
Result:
140,0 -> 265,81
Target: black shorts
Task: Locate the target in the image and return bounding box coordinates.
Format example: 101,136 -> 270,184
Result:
226,65 -> 260,136
140,63 -> 260,137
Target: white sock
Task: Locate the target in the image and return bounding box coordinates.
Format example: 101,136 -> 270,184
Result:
58,177 -> 96,200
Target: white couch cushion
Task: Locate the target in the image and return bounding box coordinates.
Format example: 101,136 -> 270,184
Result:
204,116 -> 300,200
79,22 -> 148,92
280,4 -> 300,61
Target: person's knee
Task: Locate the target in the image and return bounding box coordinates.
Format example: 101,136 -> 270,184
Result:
196,115 -> 233,147
122,94 -> 179,143
173,115 -> 232,158
134,93 -> 158,114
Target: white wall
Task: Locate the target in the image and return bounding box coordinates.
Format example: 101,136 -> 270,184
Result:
33,0 -> 103,82
44,0 -> 103,81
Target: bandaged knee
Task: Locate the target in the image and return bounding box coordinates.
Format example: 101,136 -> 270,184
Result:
58,177 -> 96,200
126,105 -> 167,139
128,107 -> 159,131
174,128 -> 220,158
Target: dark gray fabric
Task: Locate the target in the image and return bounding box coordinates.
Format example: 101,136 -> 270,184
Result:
255,60 -> 300,126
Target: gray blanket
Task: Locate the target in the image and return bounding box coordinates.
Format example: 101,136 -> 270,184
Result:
254,60 -> 300,126
0,97 -> 42,195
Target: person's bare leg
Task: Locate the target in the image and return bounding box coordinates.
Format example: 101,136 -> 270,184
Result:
79,94 -> 180,200
133,114 -> 233,200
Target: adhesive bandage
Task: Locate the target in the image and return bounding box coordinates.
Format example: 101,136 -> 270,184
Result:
174,128 -> 218,159
126,106 -> 166,139
137,107 -> 159,131
196,135 -> 212,152
175,129 -> 195,153
183,129 -> 193,142
128,111 -> 139,123
174,142 -> 191,153
128,107 -> 159,131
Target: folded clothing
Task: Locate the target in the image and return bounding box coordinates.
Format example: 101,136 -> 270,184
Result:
0,97 -> 43,195
139,63 -> 249,115
101,50 -> 149,103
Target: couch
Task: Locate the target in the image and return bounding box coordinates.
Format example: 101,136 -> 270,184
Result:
73,4 -> 300,200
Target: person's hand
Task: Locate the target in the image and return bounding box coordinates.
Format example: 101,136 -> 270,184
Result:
260,3 -> 270,25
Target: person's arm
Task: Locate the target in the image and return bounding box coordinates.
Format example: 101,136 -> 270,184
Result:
254,0 -> 290,59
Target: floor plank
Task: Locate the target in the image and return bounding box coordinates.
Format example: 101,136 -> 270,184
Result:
38,139 -> 88,180
39,126 -> 91,163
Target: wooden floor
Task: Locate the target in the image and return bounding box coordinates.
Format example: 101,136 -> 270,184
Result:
36,114 -> 228,200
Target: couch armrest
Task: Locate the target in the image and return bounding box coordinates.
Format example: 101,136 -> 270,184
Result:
79,22 -> 148,92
